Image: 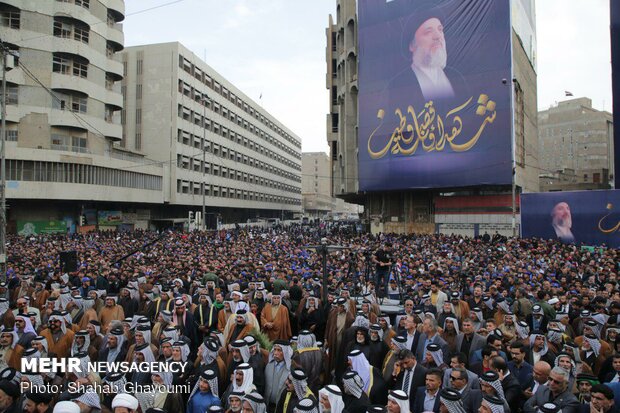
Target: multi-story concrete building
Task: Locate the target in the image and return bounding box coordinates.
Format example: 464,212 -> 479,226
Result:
302,152 -> 334,218
538,98 -> 614,190
121,43 -> 302,223
326,0 -> 540,237
2,0 -> 165,232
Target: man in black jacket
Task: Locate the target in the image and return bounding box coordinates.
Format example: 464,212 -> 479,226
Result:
490,356 -> 521,412
390,349 -> 427,412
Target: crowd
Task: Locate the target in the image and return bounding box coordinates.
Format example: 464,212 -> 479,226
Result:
0,225 -> 618,413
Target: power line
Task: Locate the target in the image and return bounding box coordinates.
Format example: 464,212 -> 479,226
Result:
16,0 -> 190,46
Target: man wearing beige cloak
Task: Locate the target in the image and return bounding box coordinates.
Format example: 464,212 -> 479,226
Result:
261,293 -> 292,341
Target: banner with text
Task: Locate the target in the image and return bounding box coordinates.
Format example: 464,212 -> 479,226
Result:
358,0 -> 513,190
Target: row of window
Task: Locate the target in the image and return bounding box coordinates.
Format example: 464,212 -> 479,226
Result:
6,160 -> 162,191
176,154 -> 301,195
178,80 -> 300,166
52,53 -> 88,78
178,54 -> 301,150
176,99 -> 299,172
176,179 -> 301,206
53,18 -> 90,44
51,134 -> 88,154
176,128 -> 301,184
57,0 -> 90,10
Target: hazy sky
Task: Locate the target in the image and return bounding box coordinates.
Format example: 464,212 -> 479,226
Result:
124,0 -> 613,154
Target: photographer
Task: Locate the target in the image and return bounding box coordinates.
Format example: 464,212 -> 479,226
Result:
372,242 -> 393,298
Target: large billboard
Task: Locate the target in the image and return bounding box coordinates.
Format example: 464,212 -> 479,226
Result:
521,190 -> 620,248
358,0 -> 513,191
612,0 -> 620,189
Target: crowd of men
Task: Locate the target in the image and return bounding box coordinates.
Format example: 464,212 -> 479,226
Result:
0,225 -> 618,413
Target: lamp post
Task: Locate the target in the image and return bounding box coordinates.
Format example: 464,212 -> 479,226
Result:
305,240 -> 347,303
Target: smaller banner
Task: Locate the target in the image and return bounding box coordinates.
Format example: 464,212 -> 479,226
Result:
17,220 -> 67,236
97,211 -> 122,226
520,190 -> 620,248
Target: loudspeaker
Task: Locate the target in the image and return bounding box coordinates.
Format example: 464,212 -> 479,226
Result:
59,250 -> 78,273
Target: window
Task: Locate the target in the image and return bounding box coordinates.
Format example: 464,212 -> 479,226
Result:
136,60 -> 143,75
75,0 -> 89,9
71,96 -> 87,113
135,133 -> 142,150
74,26 -> 89,44
72,136 -> 87,153
6,85 -> 17,105
73,61 -> 88,78
0,9 -> 20,29
105,74 -> 114,90
53,20 -> 72,38
107,11 -> 115,27
135,108 -> 142,124
51,134 -> 69,149
53,55 -> 71,74
5,130 -> 17,142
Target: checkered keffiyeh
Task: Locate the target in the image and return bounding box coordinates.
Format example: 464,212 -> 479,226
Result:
584,336 -> 601,357
343,372 -> 364,399
440,395 -> 466,413
75,390 -> 101,410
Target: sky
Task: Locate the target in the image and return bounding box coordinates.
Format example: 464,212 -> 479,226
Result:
124,0 -> 613,154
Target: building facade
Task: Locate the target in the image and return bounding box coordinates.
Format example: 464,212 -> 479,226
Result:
326,0 -> 540,237
302,152 -> 333,217
121,43 -> 302,223
538,98 -> 614,191
2,0 -> 165,232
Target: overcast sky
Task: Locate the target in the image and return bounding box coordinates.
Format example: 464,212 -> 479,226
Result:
124,0 -> 613,154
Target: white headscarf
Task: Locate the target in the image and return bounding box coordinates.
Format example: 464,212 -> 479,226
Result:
348,351 -> 372,393
232,363 -> 254,394
388,390 -> 411,413
318,385 -> 345,413
444,317 -> 460,335
15,314 -> 36,336
269,342 -> 293,371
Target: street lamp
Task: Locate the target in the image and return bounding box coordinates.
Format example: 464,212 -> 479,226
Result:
304,240 -> 348,303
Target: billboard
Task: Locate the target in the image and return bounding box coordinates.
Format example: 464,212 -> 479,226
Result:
98,211 -> 122,226
521,190 -> 620,248
17,220 -> 67,236
358,0 -> 513,191
612,0 -> 620,189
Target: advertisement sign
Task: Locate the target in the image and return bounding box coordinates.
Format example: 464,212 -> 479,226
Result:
520,190 -> 620,248
97,211 -> 122,226
358,0 -> 513,190
611,0 -> 620,189
17,220 -> 66,236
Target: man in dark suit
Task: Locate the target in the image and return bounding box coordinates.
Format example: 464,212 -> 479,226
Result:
455,318 -> 486,366
390,349 -> 427,413
412,368 -> 443,413
403,314 -> 422,354
442,352 -> 480,390
445,367 -> 483,412
523,367 -> 580,413
490,356 -> 522,412
415,317 -> 448,363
